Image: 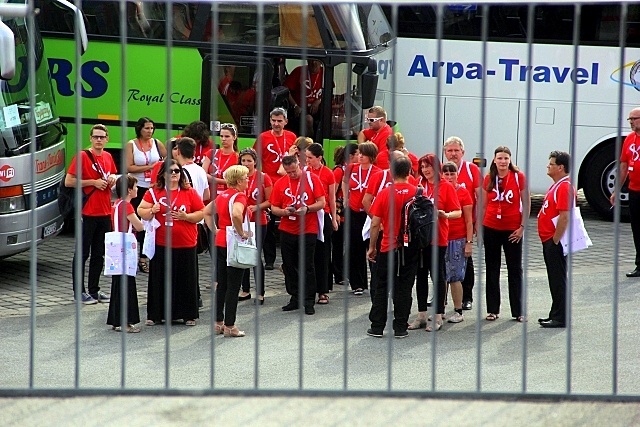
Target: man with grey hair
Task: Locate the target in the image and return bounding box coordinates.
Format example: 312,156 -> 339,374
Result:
443,136 -> 481,310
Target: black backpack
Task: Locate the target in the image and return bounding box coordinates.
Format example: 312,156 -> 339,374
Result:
398,187 -> 435,249
57,150 -> 97,220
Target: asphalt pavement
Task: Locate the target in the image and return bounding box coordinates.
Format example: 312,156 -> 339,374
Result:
1,194 -> 639,425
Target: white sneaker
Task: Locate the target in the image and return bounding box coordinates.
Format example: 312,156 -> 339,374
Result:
447,312 -> 464,323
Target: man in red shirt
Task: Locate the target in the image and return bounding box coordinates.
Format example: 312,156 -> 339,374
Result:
254,108 -> 297,270
611,107 -> 640,277
358,106 -> 393,155
270,155 -> 325,315
65,124 -> 117,304
537,151 -> 573,328
444,136 -> 481,310
366,156 -> 418,338
285,59 -> 325,136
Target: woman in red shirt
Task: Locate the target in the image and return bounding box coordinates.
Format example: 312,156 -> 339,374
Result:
202,123 -> 240,197
137,160 -> 205,327
409,154 -> 461,332
480,146 -> 530,322
182,120 -> 213,166
238,148 -> 272,305
442,162 -> 473,325
205,165 -> 251,337
342,141 -> 379,295
305,142 -> 338,304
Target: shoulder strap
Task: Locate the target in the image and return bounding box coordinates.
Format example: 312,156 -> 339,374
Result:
182,167 -> 193,186
306,171 -> 314,192
377,170 -> 388,194
465,161 -> 472,179
228,192 -> 250,232
148,187 -> 158,204
113,200 -> 132,233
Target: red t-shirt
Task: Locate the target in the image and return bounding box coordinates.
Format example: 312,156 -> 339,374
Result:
362,124 -> 393,155
150,160 -> 163,185
370,182 -> 417,253
482,170 -> 526,231
345,163 -> 380,212
67,150 -> 117,216
305,165 -> 335,213
537,176 -> 574,242
245,171 -> 272,225
367,169 -> 418,199
142,187 -> 205,248
421,179 -> 461,246
209,150 -> 239,195
621,132 -> 640,191
214,189 -> 248,247
284,66 -> 324,108
194,143 -> 213,167
253,130 -> 296,182
270,171 -> 325,235
456,160 -> 481,220
407,152 -> 419,176
448,185 -> 473,240
111,199 -> 135,232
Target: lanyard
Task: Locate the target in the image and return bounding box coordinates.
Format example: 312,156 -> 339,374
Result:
271,131 -> 286,158
166,187 -> 181,210
247,172 -> 258,200
289,176 -> 302,205
358,165 -> 373,190
215,152 -> 233,177
137,138 -> 151,165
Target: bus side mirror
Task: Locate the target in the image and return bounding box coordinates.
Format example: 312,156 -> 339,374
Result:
361,73 -> 378,109
270,85 -> 290,111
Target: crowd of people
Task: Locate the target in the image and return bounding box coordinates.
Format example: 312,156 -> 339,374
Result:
64,104 -> 629,337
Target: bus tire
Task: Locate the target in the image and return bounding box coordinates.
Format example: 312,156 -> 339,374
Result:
582,142 -> 629,222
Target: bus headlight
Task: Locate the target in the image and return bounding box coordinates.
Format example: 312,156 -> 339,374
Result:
0,186 -> 26,214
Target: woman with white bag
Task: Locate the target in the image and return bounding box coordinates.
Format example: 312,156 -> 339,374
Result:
205,165 -> 251,337
107,176 -> 144,333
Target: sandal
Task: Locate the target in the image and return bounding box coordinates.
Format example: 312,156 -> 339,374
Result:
214,322 -> 224,335
407,318 -> 427,330
514,316 -> 526,323
317,294 -> 329,304
425,320 -> 443,332
126,325 -> 141,333
223,326 -> 246,338
145,319 -> 157,326
486,313 -> 500,321
185,320 -> 196,326
138,258 -> 150,274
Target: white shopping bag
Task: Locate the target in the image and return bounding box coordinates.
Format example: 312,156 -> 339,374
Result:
142,217 -> 161,260
104,231 -> 138,276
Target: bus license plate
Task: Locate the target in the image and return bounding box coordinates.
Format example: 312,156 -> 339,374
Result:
43,223 -> 58,238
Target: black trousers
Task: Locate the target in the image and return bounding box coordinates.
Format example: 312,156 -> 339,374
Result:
415,245 -> 447,314
542,238 -> 567,323
280,232 -> 317,307
331,221 -> 345,286
347,209 -> 369,290
72,215 -> 111,296
242,224 -> 267,295
369,248 -> 419,333
106,275 -> 140,327
216,247 -> 247,326
263,213 -> 278,265
630,190 -> 640,267
483,226 -> 523,317
368,234 -> 382,302
315,212 -> 333,295
462,255 -> 475,303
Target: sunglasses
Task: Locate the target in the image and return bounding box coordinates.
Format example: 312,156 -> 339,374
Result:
366,117 -> 384,123
220,123 -> 237,132
169,168 -> 181,174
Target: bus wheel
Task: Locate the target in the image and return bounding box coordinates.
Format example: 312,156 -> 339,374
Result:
582,142 -> 629,221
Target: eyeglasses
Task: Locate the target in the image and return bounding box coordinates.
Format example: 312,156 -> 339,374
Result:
366,117 -> 384,123
169,168 -> 181,174
91,135 -> 107,140
628,117 -> 640,122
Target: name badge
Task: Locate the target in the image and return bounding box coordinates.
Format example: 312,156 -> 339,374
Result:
288,216 -> 297,221
165,220 -> 173,227
143,169 -> 152,181
403,234 -> 409,247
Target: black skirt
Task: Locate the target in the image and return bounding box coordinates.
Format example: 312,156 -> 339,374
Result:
106,275 -> 140,327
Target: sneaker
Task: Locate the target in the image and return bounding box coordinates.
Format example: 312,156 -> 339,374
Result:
78,292 -> 97,305
462,300 -> 472,310
447,312 -> 464,323
366,328 -> 383,338
394,330 -> 409,339
264,263 -> 274,271
91,291 -> 110,303
353,288 -> 364,296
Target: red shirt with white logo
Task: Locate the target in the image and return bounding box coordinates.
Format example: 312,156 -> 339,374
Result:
305,165 -> 335,213
370,182 -> 417,253
245,171 -> 272,225
345,163 -> 380,212
111,199 -> 135,232
194,143 -> 213,166
214,189 -> 248,247
537,176 -> 574,242
253,130 -> 296,182
621,132 -> 640,191
367,169 -> 418,198
362,124 -> 393,155
482,170 -> 526,231
270,171 -> 325,235
448,185 -> 473,240
420,178 -> 461,247
284,66 -> 324,108
142,187 -> 205,248
209,150 -> 239,195
67,150 -> 117,217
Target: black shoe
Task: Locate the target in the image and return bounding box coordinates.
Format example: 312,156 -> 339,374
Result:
626,268 -> 640,278
366,328 -> 383,338
540,319 -> 566,328
281,302 -> 299,311
238,293 -> 251,301
198,298 -> 203,308
537,317 -> 551,324
394,330 -> 409,339
254,298 -> 265,305
462,301 -> 472,310
265,263 -> 275,271
304,306 -> 315,315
